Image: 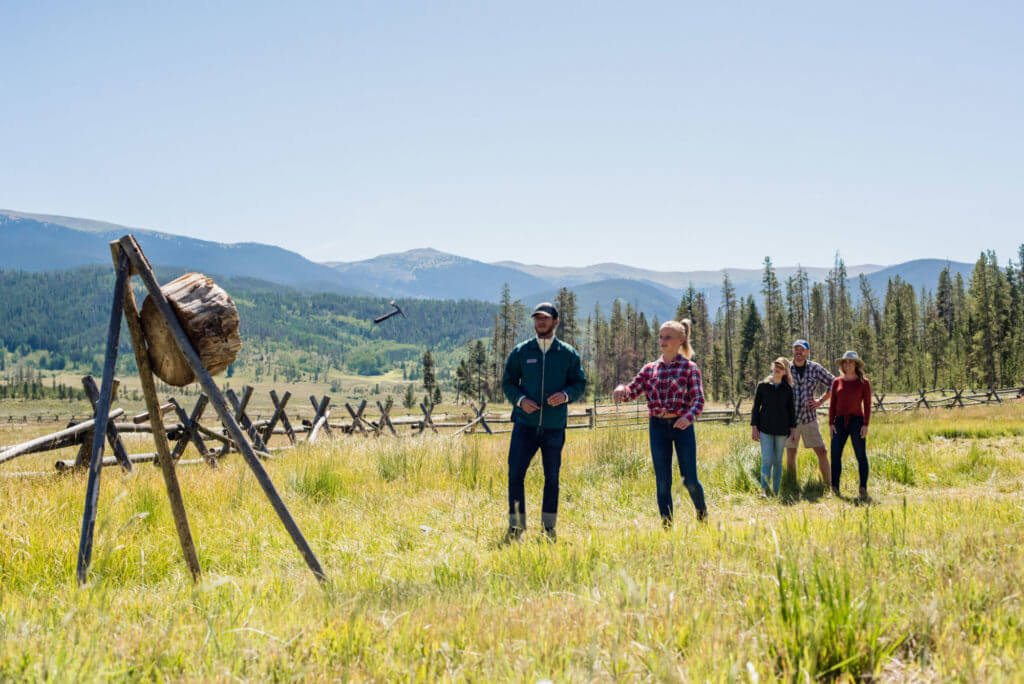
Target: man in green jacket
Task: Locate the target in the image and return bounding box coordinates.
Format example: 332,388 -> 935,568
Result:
501,302 -> 587,541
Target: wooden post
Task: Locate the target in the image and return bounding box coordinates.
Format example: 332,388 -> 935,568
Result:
118,235 -> 326,583
263,390 -> 294,445
418,401 -> 438,434
308,396 -> 333,439
950,388 -> 965,409
468,400 -> 492,435
345,401 -> 368,436
114,242 -> 202,582
375,400 -> 397,436
917,389 -> 930,409
226,388 -> 269,453
169,396 -> 213,466
873,392 -> 887,412
80,375 -> 132,471
76,251 -> 129,585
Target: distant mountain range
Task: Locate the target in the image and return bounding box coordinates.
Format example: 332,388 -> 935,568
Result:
2,209 -> 976,319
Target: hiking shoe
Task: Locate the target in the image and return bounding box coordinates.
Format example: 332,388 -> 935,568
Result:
858,486 -> 868,500
543,527 -> 556,543
502,526 -> 523,544
696,509 -> 708,523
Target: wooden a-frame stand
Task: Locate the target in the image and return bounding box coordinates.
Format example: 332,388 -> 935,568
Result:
75,235 -> 327,585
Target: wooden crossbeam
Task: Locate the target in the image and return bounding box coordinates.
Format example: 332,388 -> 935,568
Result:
79,375 -> 132,471
226,387 -> 268,454
949,388 -> 965,409
169,396 -> 213,466
873,392 -> 887,411
306,395 -> 332,444
469,400 -> 492,435
417,401 -> 438,434
263,390 -> 294,445
345,400 -> 368,436
917,389 -> 930,409
376,400 -> 397,436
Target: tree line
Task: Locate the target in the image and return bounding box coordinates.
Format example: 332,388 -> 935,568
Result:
464,247 -> 1024,403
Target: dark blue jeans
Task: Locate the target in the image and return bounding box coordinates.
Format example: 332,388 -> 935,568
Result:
507,421 -> 565,529
648,417 -> 706,521
830,415 -> 869,489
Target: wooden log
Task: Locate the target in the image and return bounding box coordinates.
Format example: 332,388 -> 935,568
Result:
57,452 -> 159,471
120,235 -> 326,584
0,409 -> 126,463
132,403 -> 174,424
140,272 -> 241,386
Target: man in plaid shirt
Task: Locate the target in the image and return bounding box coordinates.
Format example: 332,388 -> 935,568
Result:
614,320 -> 707,524
786,339 -> 834,486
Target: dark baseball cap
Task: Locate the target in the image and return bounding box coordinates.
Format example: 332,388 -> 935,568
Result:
532,302 -> 558,318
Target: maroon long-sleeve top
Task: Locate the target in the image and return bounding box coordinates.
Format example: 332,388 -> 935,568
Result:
828,376 -> 872,426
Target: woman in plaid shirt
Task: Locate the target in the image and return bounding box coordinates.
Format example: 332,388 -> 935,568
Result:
614,320 -> 708,525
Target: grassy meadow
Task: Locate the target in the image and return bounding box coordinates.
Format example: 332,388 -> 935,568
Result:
1,403 -> 1023,680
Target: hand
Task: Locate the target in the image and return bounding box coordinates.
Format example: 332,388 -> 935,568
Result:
546,392 -> 568,407
520,398 -> 540,414
751,427 -> 760,442
808,398 -> 822,411
829,423 -> 836,436
859,425 -> 868,439
673,417 -> 692,431
613,385 -> 628,403
790,428 -> 798,441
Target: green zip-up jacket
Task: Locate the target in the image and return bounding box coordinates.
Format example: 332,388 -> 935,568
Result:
502,338 -> 587,429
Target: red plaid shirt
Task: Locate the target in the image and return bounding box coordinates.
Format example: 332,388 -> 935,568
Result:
621,356 -> 705,422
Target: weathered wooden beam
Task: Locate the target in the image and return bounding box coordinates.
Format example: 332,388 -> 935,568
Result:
309,396 -> 333,438
81,376 -> 132,472
115,238 -> 202,582
169,396 -> 213,466
226,387 -> 268,453
120,234 -> 326,583
262,390 -> 293,445
76,250 -> 129,585
0,409 -> 125,463
376,400 -> 397,436
131,403 -> 174,424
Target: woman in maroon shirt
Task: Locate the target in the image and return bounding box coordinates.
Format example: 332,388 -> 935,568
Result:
828,351 -> 872,499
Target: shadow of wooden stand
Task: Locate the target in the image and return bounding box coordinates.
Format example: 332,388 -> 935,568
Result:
75,235 -> 327,586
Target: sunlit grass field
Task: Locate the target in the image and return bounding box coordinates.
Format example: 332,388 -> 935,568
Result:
1,404 -> 1023,680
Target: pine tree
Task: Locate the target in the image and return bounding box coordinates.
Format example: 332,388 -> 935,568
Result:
403,384 -> 415,409
422,350 -> 436,397
761,257 -> 786,359
720,274 -> 738,399
738,296 -> 763,395
555,287 -> 580,348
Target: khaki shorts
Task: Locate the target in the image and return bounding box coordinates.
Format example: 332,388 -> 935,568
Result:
786,421 -> 825,449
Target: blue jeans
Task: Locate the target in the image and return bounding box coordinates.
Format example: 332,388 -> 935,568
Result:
648,418 -> 706,521
759,433 -> 787,494
831,415 -> 869,489
507,421 -> 565,529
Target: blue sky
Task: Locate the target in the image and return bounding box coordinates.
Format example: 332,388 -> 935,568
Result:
2,1 -> 1022,270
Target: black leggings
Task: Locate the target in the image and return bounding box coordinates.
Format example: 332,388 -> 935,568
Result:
831,415 -> 868,489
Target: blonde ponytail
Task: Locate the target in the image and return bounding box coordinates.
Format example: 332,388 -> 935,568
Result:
661,319 -> 693,359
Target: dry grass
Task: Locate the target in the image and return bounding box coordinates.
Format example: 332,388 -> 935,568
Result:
1,405 -> 1022,680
